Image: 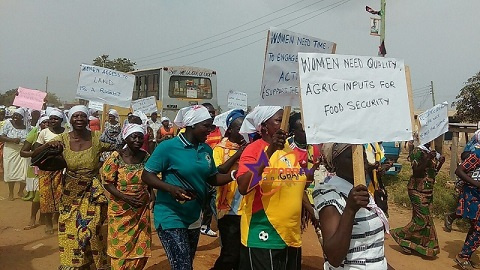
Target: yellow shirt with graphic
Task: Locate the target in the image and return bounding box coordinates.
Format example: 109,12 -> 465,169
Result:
237,139 -> 307,249
213,138 -> 243,218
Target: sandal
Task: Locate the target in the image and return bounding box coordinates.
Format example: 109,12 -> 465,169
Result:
23,224 -> 38,230
456,255 -> 474,270
401,246 -> 412,255
45,228 -> 55,235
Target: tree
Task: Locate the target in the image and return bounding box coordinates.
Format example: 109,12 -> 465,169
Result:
0,88 -> 62,108
93,54 -> 136,72
454,71 -> 480,122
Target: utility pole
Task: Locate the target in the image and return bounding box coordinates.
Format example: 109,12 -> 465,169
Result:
430,80 -> 436,106
379,0 -> 386,57
45,76 -> 48,93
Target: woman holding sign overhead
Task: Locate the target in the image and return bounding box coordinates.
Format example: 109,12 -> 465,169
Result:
235,106 -> 314,270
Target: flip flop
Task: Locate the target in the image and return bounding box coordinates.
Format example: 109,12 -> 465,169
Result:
45,228 -> 55,235
23,224 -> 38,230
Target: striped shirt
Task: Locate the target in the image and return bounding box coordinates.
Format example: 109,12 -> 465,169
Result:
313,176 -> 388,270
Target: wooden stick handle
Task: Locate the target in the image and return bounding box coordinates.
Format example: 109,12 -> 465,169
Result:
352,145 -> 366,187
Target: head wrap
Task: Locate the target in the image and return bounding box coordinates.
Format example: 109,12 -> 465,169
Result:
321,143 -> 351,173
174,105 -> 212,128
240,106 -> 282,134
122,123 -> 145,140
68,105 -> 89,123
465,130 -> 480,152
14,108 -> 27,119
37,115 -> 50,128
161,116 -> 170,123
49,108 -> 64,119
226,109 -> 245,129
108,109 -> 119,121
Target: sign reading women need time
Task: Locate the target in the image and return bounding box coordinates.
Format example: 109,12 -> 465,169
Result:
298,53 -> 413,144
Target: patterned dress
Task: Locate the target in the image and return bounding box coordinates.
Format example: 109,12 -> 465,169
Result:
391,148 -> 440,257
54,131 -> 111,270
101,151 -> 152,270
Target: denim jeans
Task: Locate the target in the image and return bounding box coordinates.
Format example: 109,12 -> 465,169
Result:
157,227 -> 201,270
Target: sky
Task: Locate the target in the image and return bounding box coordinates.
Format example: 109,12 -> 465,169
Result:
1,0 -> 479,111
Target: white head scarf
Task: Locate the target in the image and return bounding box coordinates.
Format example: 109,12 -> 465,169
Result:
160,116 -> 170,123
68,105 -> 89,123
174,105 -> 212,128
108,109 -> 119,121
122,123 -> 145,140
132,111 -> 148,125
49,108 -> 64,119
14,107 -> 28,119
37,115 -> 50,128
240,106 -> 282,134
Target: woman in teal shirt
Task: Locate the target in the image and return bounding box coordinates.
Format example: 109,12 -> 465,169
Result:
142,105 -> 234,270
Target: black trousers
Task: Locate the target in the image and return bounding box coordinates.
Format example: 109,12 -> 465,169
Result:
238,245 -> 302,270
202,184 -> 216,226
212,215 -> 241,270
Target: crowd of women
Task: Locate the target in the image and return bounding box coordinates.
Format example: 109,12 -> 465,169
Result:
2,102 -> 480,270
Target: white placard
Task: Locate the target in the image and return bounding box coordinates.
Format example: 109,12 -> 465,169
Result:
298,53 -> 413,144
418,102 -> 449,145
227,90 -> 248,111
186,88 -> 198,98
88,101 -> 104,112
260,27 -> 336,106
131,96 -> 158,114
76,64 -> 135,108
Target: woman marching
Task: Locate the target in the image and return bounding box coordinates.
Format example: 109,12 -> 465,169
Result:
0,108 -> 31,200
100,109 -> 122,161
21,115 -> 50,230
156,117 -> 174,143
102,124 -> 152,270
211,109 -> 246,270
142,105 -> 235,270
33,105 -> 112,269
313,143 -> 389,269
235,106 -> 314,270
33,108 -> 66,234
392,142 -> 444,257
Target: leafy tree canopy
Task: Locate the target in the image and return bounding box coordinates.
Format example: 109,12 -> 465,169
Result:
454,71 -> 480,122
93,54 -> 136,72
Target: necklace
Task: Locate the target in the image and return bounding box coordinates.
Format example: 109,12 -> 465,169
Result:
293,136 -> 307,149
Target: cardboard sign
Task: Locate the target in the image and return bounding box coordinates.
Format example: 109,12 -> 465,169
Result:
418,102 -> 449,145
298,53 -> 412,144
260,27 -> 336,106
13,87 -> 47,111
131,96 -> 158,114
88,101 -> 104,112
227,90 -> 248,111
76,64 -> 135,108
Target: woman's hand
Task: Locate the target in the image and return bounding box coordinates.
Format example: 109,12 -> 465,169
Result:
120,193 -> 146,208
46,141 -> 64,151
12,138 -> 21,144
167,185 -> 194,202
266,129 -> 286,156
345,185 -> 369,213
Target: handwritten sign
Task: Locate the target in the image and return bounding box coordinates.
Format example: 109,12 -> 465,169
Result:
418,102 -> 449,145
13,87 -> 47,111
88,101 -> 104,112
298,53 -> 412,144
227,90 -> 248,111
260,27 -> 336,106
76,64 -> 135,108
131,96 -> 158,114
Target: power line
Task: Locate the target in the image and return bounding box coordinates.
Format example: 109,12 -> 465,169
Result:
139,0 -> 351,68
133,0 -> 313,62
136,0 -> 334,66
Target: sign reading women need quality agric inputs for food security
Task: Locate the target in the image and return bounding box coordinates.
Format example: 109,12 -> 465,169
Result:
298,53 -> 413,144
76,64 -> 135,108
260,27 -> 336,106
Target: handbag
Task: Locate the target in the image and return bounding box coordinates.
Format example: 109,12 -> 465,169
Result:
31,147 -> 67,171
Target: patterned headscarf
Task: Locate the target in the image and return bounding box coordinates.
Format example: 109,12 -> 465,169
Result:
321,143 -> 351,172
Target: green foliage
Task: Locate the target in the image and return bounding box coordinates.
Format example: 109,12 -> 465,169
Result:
93,54 -> 136,72
454,71 -> 480,122
0,88 -> 62,107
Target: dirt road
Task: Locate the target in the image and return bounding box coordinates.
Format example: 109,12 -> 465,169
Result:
0,182 -> 474,269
